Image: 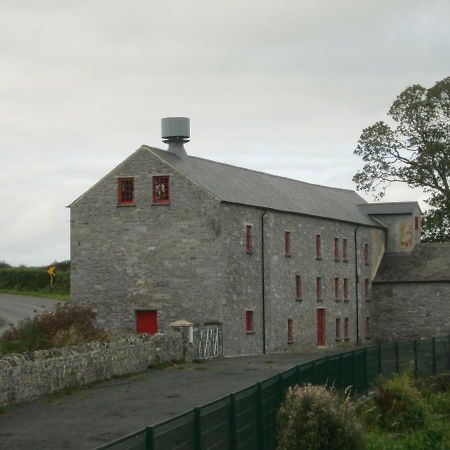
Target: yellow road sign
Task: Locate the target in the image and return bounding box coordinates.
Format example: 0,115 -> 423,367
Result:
48,266 -> 56,277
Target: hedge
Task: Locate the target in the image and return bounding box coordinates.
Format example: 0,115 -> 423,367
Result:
0,268 -> 70,293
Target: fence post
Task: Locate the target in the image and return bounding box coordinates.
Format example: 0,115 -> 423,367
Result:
146,426 -> 154,450
378,344 -> 382,376
256,382 -> 263,450
413,340 -> 418,379
364,348 -> 368,394
395,342 -> 400,373
194,407 -> 202,450
448,335 -> 450,371
351,352 -> 356,395
339,353 -> 344,389
310,360 -> 316,384
229,393 -> 236,450
432,337 -> 437,375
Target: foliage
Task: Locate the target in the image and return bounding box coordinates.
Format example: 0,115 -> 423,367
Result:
0,261 -> 11,269
0,304 -> 108,356
359,373 -> 450,449
353,76 -> 450,241
276,384 -> 364,450
0,267 -> 69,293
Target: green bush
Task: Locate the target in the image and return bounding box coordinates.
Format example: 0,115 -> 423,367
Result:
0,304 -> 109,356
367,372 -> 427,432
0,267 -> 69,293
277,384 -> 365,450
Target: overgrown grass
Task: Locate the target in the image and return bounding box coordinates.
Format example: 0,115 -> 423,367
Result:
0,304 -> 108,356
277,373 -> 450,450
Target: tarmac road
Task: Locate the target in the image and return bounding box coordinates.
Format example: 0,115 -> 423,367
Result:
0,294 -> 60,334
0,349 -> 345,450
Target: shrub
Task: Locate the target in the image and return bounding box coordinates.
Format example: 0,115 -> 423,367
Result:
0,304 -> 109,356
277,384 -> 365,450
370,372 -> 427,432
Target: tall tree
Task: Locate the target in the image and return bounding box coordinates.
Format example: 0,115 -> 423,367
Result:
353,76 -> 450,241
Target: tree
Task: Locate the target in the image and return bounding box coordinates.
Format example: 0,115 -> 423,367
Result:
353,76 -> 450,242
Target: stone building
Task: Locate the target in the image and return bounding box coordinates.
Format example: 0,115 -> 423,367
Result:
69,118 -> 446,357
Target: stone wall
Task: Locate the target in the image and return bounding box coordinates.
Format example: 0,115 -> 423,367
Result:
0,332 -> 184,407
371,282 -> 450,341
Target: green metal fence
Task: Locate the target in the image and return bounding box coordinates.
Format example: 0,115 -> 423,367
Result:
95,335 -> 450,450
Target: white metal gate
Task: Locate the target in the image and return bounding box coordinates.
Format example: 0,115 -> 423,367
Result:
193,325 -> 222,359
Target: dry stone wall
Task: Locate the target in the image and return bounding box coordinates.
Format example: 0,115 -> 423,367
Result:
0,332 -> 184,407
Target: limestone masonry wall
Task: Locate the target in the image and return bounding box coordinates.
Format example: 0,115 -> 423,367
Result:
0,332 -> 184,407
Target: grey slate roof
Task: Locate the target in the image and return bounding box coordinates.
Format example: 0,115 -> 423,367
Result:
360,202 -> 421,215
374,243 -> 450,283
145,146 -> 382,227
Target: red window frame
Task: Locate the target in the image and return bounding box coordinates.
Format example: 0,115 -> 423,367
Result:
365,317 -> 370,338
334,238 -> 340,261
152,176 -> 170,204
365,278 -> 370,301
284,231 -> 291,257
344,318 -> 349,339
296,275 -> 302,301
316,277 -> 321,302
344,278 -> 349,301
287,319 -> 293,344
415,216 -> 420,230
245,225 -> 253,253
136,310 -> 158,335
336,318 -> 341,340
316,235 -> 321,259
118,177 -> 135,205
334,277 -> 340,300
245,311 -> 254,333
364,244 -> 369,265
343,239 -> 348,262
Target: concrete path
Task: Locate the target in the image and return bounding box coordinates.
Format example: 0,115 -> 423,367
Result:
0,349 -> 344,450
0,294 -> 61,334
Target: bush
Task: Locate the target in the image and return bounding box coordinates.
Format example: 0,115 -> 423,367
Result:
277,384 -> 365,450
0,267 -> 69,293
369,372 -> 427,432
0,304 -> 109,356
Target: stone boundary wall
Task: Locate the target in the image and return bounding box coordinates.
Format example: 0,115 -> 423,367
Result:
0,332 -> 185,407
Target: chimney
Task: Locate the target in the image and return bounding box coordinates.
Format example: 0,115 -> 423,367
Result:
161,117 -> 190,158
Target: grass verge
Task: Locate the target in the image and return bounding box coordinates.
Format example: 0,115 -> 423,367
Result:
0,289 -> 69,302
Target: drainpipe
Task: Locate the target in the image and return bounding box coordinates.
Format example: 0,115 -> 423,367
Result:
261,209 -> 268,354
354,225 -> 360,345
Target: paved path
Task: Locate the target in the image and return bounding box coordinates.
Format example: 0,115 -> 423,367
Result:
0,294 -> 60,334
0,349 -> 344,450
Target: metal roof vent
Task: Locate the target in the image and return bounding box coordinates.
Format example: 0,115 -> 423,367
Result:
161,117 -> 190,158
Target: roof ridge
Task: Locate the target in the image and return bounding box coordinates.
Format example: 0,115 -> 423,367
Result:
362,201 -> 419,206
143,145 -> 360,195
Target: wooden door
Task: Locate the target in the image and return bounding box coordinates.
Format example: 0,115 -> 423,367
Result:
317,308 -> 325,346
136,310 -> 158,335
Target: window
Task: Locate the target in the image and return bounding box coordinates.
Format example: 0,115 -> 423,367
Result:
285,231 -> 291,257
334,238 -> 340,261
245,311 -> 254,333
316,235 -> 321,259
343,239 -> 348,262
152,176 -> 170,204
365,317 -> 370,338
118,177 -> 134,205
365,278 -> 370,301
344,318 -> 349,340
334,277 -> 340,301
364,243 -> 369,265
288,319 -> 293,344
316,277 -> 322,302
296,275 -> 302,301
245,225 -> 253,253
335,318 -> 341,340
415,216 -> 420,230
344,278 -> 349,301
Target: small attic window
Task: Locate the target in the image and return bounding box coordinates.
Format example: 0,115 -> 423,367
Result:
118,177 -> 134,205
153,176 -> 170,204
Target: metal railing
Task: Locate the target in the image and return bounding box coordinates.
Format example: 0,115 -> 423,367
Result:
95,335 -> 450,450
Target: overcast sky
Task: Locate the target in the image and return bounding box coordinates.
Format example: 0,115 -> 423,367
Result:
1,0 -> 449,266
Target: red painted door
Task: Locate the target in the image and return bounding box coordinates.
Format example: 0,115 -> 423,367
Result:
136,310 -> 158,335
317,308 -> 325,346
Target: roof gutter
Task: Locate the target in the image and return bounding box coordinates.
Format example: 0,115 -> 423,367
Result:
261,209 -> 268,354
